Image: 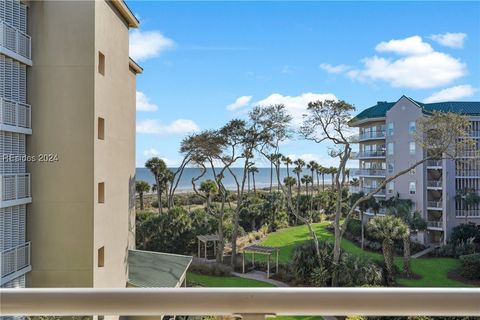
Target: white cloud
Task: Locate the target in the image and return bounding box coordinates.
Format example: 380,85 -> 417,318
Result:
281,65 -> 294,74
137,119 -> 200,135
226,96 -> 253,111
285,153 -> 341,168
320,63 -> 351,74
129,30 -> 175,62
254,92 -> 338,126
430,32 -> 467,48
375,36 -> 433,56
143,148 -> 160,157
348,51 -> 466,89
423,85 -> 477,103
141,148 -> 179,167
136,91 -> 158,112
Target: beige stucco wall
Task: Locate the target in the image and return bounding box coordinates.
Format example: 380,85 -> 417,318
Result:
93,0 -> 136,288
26,0 -> 136,288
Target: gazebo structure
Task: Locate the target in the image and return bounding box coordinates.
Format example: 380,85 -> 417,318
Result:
197,234 -> 220,260
242,245 -> 280,278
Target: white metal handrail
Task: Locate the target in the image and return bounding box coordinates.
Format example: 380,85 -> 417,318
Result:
427,221 -> 443,228
0,173 -> 31,201
0,97 -> 31,129
350,168 -> 386,177
427,180 -> 442,188
0,241 -> 31,277
456,209 -> 480,218
456,170 -> 480,177
426,160 -> 442,167
0,20 -> 31,60
358,130 -> 386,140
357,150 -> 386,158
1,288 -> 479,317
427,201 -> 442,209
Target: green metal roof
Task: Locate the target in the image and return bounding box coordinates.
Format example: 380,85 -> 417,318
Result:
350,96 -> 480,124
128,249 -> 192,288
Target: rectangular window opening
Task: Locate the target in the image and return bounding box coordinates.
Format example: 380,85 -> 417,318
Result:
98,246 -> 105,267
98,52 -> 105,75
98,182 -> 105,204
98,117 -> 105,140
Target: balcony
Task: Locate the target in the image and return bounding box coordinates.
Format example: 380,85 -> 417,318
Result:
1,288 -> 479,318
362,187 -> 386,197
427,200 -> 443,210
0,173 -> 31,207
456,170 -> 480,177
0,20 -> 31,64
426,160 -> 442,168
353,150 -> 386,159
0,97 -> 31,134
350,168 -> 386,177
426,180 -> 442,189
456,209 -> 480,218
0,242 -> 31,285
427,221 -> 443,230
354,131 -> 386,142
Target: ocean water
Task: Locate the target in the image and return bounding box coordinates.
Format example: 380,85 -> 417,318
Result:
136,167 -> 333,191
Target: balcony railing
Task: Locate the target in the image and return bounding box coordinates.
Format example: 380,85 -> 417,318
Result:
1,288 -> 479,317
427,180 -> 442,188
362,187 -> 386,196
0,97 -> 31,130
456,209 -> 480,218
350,168 -> 386,177
426,160 -> 442,168
427,221 -> 443,229
0,20 -> 31,61
355,150 -> 386,158
358,130 -> 386,141
427,201 -> 442,209
456,170 -> 480,177
0,173 -> 31,202
1,242 -> 31,278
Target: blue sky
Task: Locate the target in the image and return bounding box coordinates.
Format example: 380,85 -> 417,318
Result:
129,1 -> 480,168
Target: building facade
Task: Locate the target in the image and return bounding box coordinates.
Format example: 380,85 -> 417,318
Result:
350,96 -> 480,245
1,0 -> 141,291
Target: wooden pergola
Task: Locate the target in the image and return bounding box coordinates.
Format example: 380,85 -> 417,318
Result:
242,245 -> 280,278
197,234 -> 220,260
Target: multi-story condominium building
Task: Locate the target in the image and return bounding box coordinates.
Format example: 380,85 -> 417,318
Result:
1,0 -> 32,290
350,96 -> 480,245
1,0 -> 142,291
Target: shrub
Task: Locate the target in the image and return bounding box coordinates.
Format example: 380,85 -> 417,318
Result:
434,239 -> 476,258
451,223 -> 480,245
346,219 -> 362,237
459,253 -> 480,280
188,262 -> 232,277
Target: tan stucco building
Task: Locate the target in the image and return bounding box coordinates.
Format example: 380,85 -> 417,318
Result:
1,0 -> 142,290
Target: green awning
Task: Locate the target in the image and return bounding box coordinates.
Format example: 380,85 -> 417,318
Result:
128,249 -> 192,288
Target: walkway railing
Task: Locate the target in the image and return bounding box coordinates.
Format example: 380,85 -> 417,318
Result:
0,173 -> 31,202
0,242 -> 31,278
1,288 -> 479,317
0,20 -> 31,60
0,97 -> 31,129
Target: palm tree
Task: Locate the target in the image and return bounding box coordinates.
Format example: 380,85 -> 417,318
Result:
455,188 -> 480,223
249,166 -> 259,193
282,156 -> 293,179
283,176 -> 297,199
301,175 -> 312,196
350,191 -> 369,249
307,161 -> 317,211
328,166 -> 337,189
199,179 -> 218,209
145,157 -> 168,214
135,180 -> 150,211
318,165 -> 326,191
367,215 -> 409,285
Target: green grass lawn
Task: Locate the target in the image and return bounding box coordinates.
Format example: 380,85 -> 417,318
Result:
187,272 -> 276,287
256,222 -> 469,287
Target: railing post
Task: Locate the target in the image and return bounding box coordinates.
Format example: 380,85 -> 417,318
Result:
14,246 -> 18,273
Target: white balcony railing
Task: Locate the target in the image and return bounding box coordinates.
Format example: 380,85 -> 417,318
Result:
358,130 -> 386,141
427,180 -> 442,188
456,209 -> 480,218
356,150 -> 386,158
0,97 -> 31,129
0,173 -> 31,202
427,221 -> 443,229
427,200 -> 442,209
0,20 -> 31,60
426,160 -> 442,168
362,187 -> 386,196
0,242 -> 31,278
350,168 -> 386,177
1,288 -> 479,317
456,170 -> 480,177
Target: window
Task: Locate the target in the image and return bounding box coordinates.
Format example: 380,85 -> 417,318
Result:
98,246 -> 105,267
409,182 -> 416,194
387,181 -> 394,194
98,182 -> 105,203
387,142 -> 394,155
409,121 -> 416,134
98,52 -> 105,75
387,162 -> 394,175
387,123 -> 394,136
409,141 -> 416,155
98,117 -> 105,140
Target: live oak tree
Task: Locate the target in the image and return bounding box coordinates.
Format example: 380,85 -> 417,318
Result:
301,100 -> 475,286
